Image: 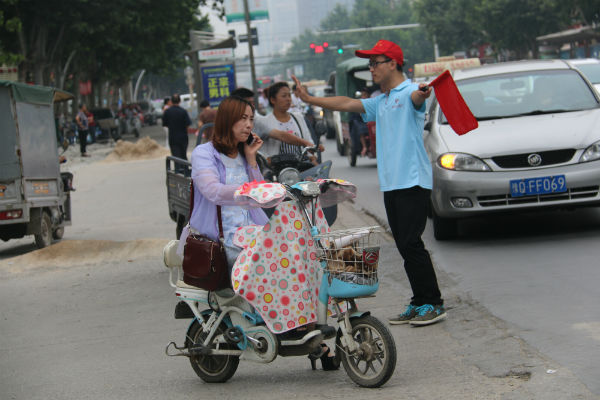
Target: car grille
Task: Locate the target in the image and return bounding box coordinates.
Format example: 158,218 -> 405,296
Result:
477,186 -> 599,207
492,149 -> 576,168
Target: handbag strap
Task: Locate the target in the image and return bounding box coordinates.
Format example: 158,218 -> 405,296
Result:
189,180 -> 223,240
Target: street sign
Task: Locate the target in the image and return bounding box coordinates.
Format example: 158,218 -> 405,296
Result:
201,64 -> 236,107
239,27 -> 258,45
198,48 -> 234,61
225,0 -> 269,23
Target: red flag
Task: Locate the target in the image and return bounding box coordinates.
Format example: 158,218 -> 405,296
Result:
428,70 -> 478,135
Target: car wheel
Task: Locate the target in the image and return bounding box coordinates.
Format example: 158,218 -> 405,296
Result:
432,209 -> 457,240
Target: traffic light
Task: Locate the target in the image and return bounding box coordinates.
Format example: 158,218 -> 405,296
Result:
309,42 -> 329,54
336,41 -> 344,54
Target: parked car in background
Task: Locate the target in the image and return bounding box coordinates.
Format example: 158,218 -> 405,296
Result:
565,58 -> 600,93
90,108 -> 120,141
424,59 -> 600,240
151,99 -> 164,120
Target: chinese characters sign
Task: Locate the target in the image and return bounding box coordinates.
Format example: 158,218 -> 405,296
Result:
198,48 -> 234,61
201,64 -> 236,107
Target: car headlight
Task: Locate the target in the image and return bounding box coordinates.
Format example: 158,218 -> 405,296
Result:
278,168 -> 301,185
580,141 -> 600,163
438,153 -> 491,171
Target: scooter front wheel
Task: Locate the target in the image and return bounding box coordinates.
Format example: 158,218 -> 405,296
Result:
337,315 -> 396,388
185,319 -> 239,383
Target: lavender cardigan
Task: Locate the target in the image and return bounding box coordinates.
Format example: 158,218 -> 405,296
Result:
177,142 -> 268,253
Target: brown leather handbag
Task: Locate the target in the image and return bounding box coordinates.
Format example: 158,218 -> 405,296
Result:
182,181 -> 230,291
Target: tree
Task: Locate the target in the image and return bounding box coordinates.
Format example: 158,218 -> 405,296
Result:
0,0 -> 221,106
414,0 -> 592,60
476,0 -> 568,59
271,0 -> 435,82
413,0 -> 482,56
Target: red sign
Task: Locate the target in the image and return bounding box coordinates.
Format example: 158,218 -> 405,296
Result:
79,80 -> 92,96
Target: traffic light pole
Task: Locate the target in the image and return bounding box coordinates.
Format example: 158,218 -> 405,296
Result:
243,0 -> 258,101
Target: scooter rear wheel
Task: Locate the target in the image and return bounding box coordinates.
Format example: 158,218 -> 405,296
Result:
337,315 -> 396,388
185,319 -> 239,383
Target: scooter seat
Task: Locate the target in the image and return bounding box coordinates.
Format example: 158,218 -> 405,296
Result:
163,240 -> 182,269
176,279 -> 204,290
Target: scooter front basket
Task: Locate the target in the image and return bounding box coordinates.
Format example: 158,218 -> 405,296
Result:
315,226 -> 382,298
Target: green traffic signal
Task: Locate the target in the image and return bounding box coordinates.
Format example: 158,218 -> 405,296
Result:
337,48 -> 344,54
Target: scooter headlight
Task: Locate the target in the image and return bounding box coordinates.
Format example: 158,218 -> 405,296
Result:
278,168 -> 301,186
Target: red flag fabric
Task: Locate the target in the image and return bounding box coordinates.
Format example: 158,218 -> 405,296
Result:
428,70 -> 478,135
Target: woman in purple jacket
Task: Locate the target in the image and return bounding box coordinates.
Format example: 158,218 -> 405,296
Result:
179,96 -> 268,272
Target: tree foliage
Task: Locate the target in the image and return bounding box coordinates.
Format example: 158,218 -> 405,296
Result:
0,0 -> 223,105
265,0 -> 434,81
413,0 -> 597,59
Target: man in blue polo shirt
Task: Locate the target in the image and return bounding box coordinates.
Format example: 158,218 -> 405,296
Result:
292,39 -> 446,326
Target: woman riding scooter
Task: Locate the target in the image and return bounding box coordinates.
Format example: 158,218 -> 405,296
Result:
178,95 -> 338,370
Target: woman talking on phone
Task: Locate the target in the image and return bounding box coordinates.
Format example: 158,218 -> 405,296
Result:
179,96 -> 268,273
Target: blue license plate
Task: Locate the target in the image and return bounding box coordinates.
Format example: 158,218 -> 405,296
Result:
510,175 -> 567,197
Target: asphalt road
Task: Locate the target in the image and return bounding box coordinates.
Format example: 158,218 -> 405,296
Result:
0,125 -> 597,399
320,135 -> 600,396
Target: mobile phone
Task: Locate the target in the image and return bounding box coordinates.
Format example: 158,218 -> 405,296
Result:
246,134 -> 254,145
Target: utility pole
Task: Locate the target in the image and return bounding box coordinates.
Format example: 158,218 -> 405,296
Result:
243,0 -> 258,100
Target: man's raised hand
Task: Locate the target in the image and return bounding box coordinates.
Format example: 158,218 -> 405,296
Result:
291,75 -> 310,102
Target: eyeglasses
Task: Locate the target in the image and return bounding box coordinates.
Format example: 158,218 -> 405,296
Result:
368,59 -> 392,68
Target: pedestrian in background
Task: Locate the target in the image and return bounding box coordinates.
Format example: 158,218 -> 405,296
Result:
75,104 -> 90,157
293,39 -> 446,326
162,97 -> 172,147
162,94 -> 191,161
197,99 -> 217,143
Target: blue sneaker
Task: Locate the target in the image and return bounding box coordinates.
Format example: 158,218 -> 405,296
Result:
388,304 -> 419,325
409,304 -> 447,326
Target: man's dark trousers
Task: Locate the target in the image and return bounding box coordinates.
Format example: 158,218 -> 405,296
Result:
78,129 -> 88,154
383,185 -> 443,306
169,137 -> 188,161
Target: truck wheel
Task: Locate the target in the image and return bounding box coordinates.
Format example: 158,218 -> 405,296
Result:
52,227 -> 64,240
35,212 -> 53,248
347,144 -> 357,167
337,137 -> 346,156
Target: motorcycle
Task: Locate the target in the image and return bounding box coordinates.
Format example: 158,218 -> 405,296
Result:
257,146 -> 337,226
118,107 -> 140,138
163,179 -> 397,388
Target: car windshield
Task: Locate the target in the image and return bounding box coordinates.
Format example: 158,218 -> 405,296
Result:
440,69 -> 599,123
574,63 -> 600,84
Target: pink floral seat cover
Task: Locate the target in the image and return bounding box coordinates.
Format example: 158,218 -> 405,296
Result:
233,180 -> 287,208
232,193 -> 330,333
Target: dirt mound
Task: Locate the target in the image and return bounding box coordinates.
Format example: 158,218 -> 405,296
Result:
0,238 -> 170,275
102,137 -> 170,162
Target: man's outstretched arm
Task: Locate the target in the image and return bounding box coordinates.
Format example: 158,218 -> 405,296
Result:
292,75 -> 365,114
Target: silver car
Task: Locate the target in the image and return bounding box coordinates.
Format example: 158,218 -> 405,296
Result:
565,58 -> 600,93
424,59 -> 600,240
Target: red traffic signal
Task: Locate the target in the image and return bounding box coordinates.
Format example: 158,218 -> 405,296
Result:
310,42 -> 329,54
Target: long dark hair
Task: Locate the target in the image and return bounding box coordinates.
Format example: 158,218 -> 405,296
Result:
211,96 -> 255,156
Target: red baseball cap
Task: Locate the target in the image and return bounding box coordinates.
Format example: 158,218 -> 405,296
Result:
355,40 -> 404,66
